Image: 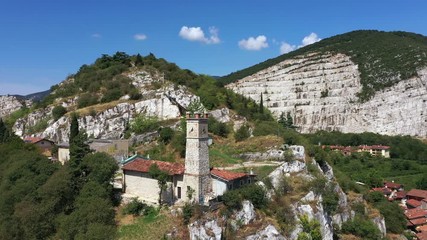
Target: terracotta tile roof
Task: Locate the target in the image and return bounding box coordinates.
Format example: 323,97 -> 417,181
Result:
385,182 -> 402,189
417,232 -> 427,240
211,168 -> 247,181
24,137 -> 51,144
410,217 -> 427,226
417,225 -> 427,233
122,159 -> 184,175
371,187 -> 392,195
394,191 -> 407,199
358,145 -> 390,150
408,189 -> 427,199
407,199 -> 423,208
406,209 -> 427,220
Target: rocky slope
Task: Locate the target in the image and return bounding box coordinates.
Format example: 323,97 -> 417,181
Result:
0,95 -> 29,118
12,70 -> 199,143
227,52 -> 427,138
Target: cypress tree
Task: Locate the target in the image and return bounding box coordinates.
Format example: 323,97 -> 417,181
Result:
259,93 -> 264,114
69,113 -> 79,143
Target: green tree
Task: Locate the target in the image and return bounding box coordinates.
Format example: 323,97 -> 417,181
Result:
148,164 -> 170,205
0,118 -> 10,143
70,113 -> 79,143
259,93 -> 264,114
135,54 -> 143,66
235,124 -> 250,142
416,173 -> 427,190
187,99 -> 205,114
52,106 -> 67,121
159,127 -> 174,144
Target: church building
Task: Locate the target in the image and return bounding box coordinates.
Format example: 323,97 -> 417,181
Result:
122,113 -> 254,205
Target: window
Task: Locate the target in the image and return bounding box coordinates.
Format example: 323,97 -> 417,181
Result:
177,187 -> 181,199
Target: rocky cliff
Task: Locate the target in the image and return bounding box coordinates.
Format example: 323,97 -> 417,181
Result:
12,70 -> 199,143
227,52 -> 427,138
0,95 -> 29,118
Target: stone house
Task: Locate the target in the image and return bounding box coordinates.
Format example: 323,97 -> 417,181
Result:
211,168 -> 255,196
122,113 -> 252,205
89,139 -> 130,162
357,145 -> 391,158
24,137 -> 55,157
122,159 -> 185,204
57,143 -> 70,165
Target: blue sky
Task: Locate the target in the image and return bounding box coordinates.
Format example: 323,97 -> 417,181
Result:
0,0 -> 426,95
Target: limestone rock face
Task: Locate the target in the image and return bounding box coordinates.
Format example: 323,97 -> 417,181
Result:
189,220 -> 222,240
0,95 -> 26,118
246,224 -> 286,240
209,108 -> 231,123
227,52 -> 427,137
269,160 -> 306,189
236,200 -> 256,225
372,216 -> 387,237
12,71 -> 200,143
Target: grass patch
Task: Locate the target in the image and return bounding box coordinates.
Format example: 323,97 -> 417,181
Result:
233,165 -> 276,181
117,209 -> 176,240
233,135 -> 283,154
209,147 -> 242,167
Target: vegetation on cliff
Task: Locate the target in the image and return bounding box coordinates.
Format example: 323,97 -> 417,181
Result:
219,30 -> 427,101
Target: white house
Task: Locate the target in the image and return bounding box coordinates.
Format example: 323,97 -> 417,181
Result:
122,113 -> 253,205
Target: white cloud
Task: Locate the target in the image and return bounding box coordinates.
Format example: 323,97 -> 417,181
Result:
179,26 -> 220,44
238,35 -> 269,51
279,32 -> 321,54
134,34 -> 147,41
280,42 -> 296,54
300,32 -> 321,47
91,33 -> 102,38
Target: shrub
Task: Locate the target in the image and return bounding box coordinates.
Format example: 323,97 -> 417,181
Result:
159,127 -> 174,144
222,184 -> 267,210
182,203 -> 193,224
208,117 -> 229,137
298,215 -> 322,240
52,105 -> 67,121
101,88 -> 121,103
234,125 -> 250,142
130,115 -> 159,134
122,198 -> 146,216
78,93 -> 98,108
341,216 -> 381,240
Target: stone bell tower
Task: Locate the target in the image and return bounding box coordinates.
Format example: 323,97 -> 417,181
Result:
183,112 -> 210,204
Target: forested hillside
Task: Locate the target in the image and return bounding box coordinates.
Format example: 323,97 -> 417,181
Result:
220,30 -> 427,101
0,119 -> 118,239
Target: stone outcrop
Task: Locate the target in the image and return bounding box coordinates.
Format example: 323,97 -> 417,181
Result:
268,160 -> 306,189
227,52 -> 427,138
246,225 -> 286,240
189,219 -> 222,240
12,71 -> 200,143
236,200 -> 256,225
0,95 -> 27,118
295,194 -> 334,240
